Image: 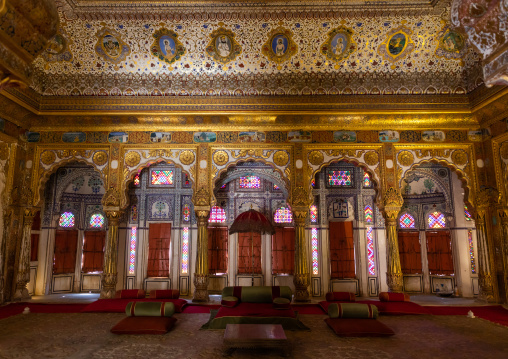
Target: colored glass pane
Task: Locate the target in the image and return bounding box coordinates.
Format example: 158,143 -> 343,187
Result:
400,213 -> 415,229
273,184 -> 279,190
239,176 -> 261,188
182,205 -> 191,222
90,213 -> 105,228
311,179 -> 315,187
464,205 -> 472,221
133,174 -> 140,186
328,170 -> 352,186
274,207 -> 293,223
182,227 -> 189,274
221,183 -> 227,189
183,173 -> 190,186
468,229 -> 476,274
310,205 -> 318,223
209,206 -> 226,223
363,172 -> 371,187
428,211 -> 446,229
364,205 -> 374,224
312,228 -> 319,275
131,205 -> 138,222
129,227 -> 136,274
151,170 -> 174,185
59,212 -> 75,228
366,226 -> 376,275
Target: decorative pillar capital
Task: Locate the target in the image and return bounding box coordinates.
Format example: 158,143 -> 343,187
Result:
475,187 -> 499,215
382,187 -> 404,220
104,210 -> 121,226
290,186 -> 312,208
22,207 -> 39,225
292,209 -> 308,227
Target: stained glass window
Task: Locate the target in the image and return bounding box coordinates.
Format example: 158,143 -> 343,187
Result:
366,227 -> 376,275
239,176 -> 261,189
468,229 -> 476,274
428,211 -> 446,229
59,212 -> 75,228
310,205 -> 318,223
363,172 -> 371,187
182,227 -> 189,274
274,207 -> 293,223
312,228 -> 319,275
221,183 -> 227,189
273,184 -> 280,190
364,205 -> 374,224
311,179 -> 315,187
464,205 -> 473,221
328,170 -> 352,186
128,227 -> 136,275
182,205 -> 191,222
400,213 -> 416,229
151,170 -> 173,185
90,213 -> 105,228
209,206 -> 226,223
133,174 -> 140,186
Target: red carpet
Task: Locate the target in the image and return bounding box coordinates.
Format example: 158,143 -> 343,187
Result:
292,304 -> 326,314
424,305 -> 508,326
0,303 -> 88,320
81,298 -> 188,313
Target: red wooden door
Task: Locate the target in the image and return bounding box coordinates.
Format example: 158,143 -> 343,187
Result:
148,223 -> 171,277
329,221 -> 355,279
82,231 -> 106,273
426,230 -> 454,275
398,231 -> 422,274
238,232 -> 262,274
272,227 -> 295,275
208,227 -> 228,274
53,230 -> 78,274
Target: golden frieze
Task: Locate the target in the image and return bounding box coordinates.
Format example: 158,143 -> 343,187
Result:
142,149 -> 177,159
179,150 -> 195,165
285,167 -> 291,181
364,151 -> 379,166
0,143 -> 9,161
500,142 -> 508,160
92,150 -> 108,166
451,149 -> 468,166
57,149 -> 91,159
231,149 -> 272,159
326,149 -> 363,157
213,150 -> 229,166
40,150 -> 56,165
308,150 -> 324,166
415,148 -> 452,159
397,150 -> 414,167
125,151 -> 141,167
273,150 -> 289,166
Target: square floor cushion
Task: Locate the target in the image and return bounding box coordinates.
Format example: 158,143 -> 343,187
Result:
325,318 -> 395,337
111,316 -> 177,335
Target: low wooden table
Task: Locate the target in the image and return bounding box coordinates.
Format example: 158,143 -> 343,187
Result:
223,324 -> 290,357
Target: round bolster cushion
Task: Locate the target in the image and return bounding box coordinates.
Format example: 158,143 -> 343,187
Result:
273,297 -> 291,310
379,292 -> 410,302
328,303 -> 379,319
149,289 -> 180,299
125,301 -> 175,317
325,292 -> 356,302
221,296 -> 239,308
115,289 -> 146,299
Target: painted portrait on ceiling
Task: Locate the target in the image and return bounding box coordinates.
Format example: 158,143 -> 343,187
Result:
102,34 -> 121,58
272,34 -> 288,57
388,33 -> 407,56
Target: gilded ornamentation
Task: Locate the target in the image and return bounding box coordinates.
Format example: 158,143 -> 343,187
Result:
205,27 -> 242,65
41,29 -> 73,64
40,150 -> 56,165
0,143 -> 8,161
291,186 -> 312,208
231,149 -> 272,159
179,150 -> 195,165
377,24 -> 415,65
476,187 -> 499,212
383,187 -> 404,211
261,26 -> 297,66
193,188 -> 210,207
364,151 -> 379,166
414,148 -> 452,159
142,149 -> 177,158
92,150 -> 108,166
151,27 -> 186,66
213,150 -> 229,166
326,149 -> 363,157
124,151 -> 141,167
435,25 -> 467,64
321,26 -> 356,65
500,142 -> 508,160
308,150 -> 324,166
95,27 -> 131,65
273,150 -> 289,166
57,149 -> 91,159
451,149 -> 468,166
397,150 -> 414,167
102,188 -> 121,207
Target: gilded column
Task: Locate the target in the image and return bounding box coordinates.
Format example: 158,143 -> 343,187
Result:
100,210 -> 121,299
13,208 -> 38,301
383,187 -> 404,292
292,187 -> 311,302
0,208 -> 12,303
193,209 -> 210,302
475,188 -> 498,302
497,206 -> 508,304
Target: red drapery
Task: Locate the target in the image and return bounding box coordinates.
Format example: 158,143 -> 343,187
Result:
238,232 -> 262,274
208,227 -> 228,274
148,223 -> 171,277
271,227 -> 295,275
82,231 -> 105,273
53,230 -> 78,274
426,231 -> 454,275
398,231 -> 422,274
30,212 -> 41,262
329,221 -> 355,279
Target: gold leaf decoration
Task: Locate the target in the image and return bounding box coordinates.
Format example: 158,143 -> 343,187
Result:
500,142 -> 508,160
40,150 -> 56,165
451,149 -> 468,166
308,150 -> 324,166
273,150 -> 289,166
364,151 -> 379,166
179,150 -> 195,165
213,150 -> 229,166
0,143 -> 8,161
125,151 -> 141,167
93,150 -> 108,166
397,150 -> 414,167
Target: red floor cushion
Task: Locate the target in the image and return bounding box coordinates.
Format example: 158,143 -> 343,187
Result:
111,316 -> 177,335
115,289 -> 146,299
149,290 -> 180,299
126,301 -> 175,317
325,292 -> 356,302
81,298 -> 187,313
328,303 -> 379,319
379,292 -> 410,302
273,297 -> 291,310
221,296 -> 239,308
325,318 -> 395,337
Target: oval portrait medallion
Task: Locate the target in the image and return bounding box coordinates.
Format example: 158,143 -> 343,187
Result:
271,34 -> 289,57
215,35 -> 232,58
388,33 -> 407,56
